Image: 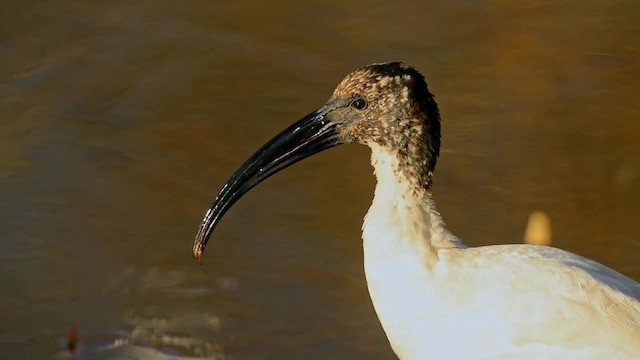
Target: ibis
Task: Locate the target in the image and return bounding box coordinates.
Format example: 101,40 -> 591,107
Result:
193,62 -> 640,359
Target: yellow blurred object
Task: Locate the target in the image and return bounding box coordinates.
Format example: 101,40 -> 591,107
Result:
524,211 -> 552,246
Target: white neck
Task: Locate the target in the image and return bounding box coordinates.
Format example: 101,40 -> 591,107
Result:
362,146 -> 463,260
362,146 -> 464,359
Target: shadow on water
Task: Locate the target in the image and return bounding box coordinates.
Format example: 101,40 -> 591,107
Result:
0,1 -> 639,358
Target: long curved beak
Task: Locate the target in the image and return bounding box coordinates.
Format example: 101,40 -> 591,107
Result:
193,103 -> 343,261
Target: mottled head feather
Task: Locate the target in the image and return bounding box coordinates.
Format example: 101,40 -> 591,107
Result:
333,62 -> 441,190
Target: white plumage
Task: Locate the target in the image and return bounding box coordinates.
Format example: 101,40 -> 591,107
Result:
363,146 -> 640,359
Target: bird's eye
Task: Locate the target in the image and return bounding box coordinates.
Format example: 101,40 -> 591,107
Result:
350,98 -> 368,110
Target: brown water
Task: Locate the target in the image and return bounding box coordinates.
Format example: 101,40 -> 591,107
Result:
1,1 -> 639,359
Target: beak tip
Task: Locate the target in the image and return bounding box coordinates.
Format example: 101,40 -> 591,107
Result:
194,249 -> 203,264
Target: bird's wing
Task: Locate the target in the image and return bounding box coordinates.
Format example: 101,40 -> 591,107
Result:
445,244 -> 640,357
527,244 -> 640,301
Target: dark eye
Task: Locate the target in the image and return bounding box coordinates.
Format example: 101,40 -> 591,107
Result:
350,98 -> 368,110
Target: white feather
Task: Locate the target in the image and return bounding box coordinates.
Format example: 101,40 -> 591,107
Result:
362,146 -> 640,360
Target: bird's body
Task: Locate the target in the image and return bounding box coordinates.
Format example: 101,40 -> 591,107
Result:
193,62 -> 640,359
363,146 -> 640,359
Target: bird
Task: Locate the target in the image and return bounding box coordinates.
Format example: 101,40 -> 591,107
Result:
192,62 -> 640,359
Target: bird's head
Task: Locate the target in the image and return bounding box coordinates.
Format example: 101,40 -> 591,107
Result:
193,62 -> 441,261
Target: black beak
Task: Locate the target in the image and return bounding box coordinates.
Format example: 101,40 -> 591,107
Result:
193,103 -> 343,261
